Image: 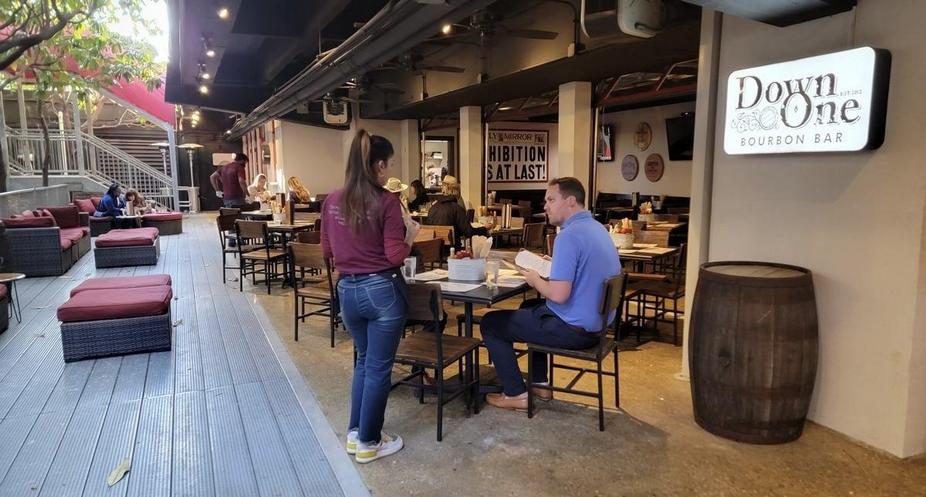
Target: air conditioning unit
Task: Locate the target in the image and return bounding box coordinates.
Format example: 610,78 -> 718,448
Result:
323,99 -> 349,125
581,0 -> 665,39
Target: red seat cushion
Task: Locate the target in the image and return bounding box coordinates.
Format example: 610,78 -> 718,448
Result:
20,210 -> 34,218
95,228 -> 159,247
0,285 -> 7,301
74,198 -> 96,214
90,197 -> 102,210
41,206 -> 80,228
2,217 -> 55,228
60,235 -> 73,251
70,274 -> 172,297
57,285 -> 172,322
142,212 -> 182,221
60,227 -> 86,244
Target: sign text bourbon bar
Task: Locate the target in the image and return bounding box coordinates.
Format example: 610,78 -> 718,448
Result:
724,47 -> 891,155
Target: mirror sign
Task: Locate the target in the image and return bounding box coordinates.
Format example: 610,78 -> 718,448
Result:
724,47 -> 891,155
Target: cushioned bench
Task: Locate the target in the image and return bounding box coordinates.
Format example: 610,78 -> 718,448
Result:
0,284 -> 8,334
94,227 -> 160,268
58,283 -> 173,362
141,212 -> 183,235
2,206 -> 91,276
70,274 -> 172,297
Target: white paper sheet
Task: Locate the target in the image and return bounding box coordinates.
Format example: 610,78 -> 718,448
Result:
637,247 -> 675,255
496,276 -> 526,288
412,269 -> 448,282
439,282 -> 482,293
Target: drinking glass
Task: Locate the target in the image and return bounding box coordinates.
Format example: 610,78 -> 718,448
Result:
403,257 -> 417,281
485,260 -> 500,289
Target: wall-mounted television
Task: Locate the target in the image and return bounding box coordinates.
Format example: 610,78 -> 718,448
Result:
665,112 -> 695,161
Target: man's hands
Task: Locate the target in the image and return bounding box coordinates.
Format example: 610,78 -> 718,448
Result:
518,267 -> 543,289
215,191 -> 224,198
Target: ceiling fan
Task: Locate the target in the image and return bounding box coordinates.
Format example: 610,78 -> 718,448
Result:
438,11 -> 559,42
368,52 -> 465,74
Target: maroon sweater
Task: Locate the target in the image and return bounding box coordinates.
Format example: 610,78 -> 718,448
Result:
321,189 -> 410,275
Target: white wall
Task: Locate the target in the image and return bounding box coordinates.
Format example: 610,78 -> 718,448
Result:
277,119 -> 411,196
708,1 -> 926,457
488,121 -> 558,191
596,101 -> 695,196
278,121 -> 346,196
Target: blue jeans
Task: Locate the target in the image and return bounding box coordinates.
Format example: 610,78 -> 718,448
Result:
338,270 -> 408,443
223,197 -> 245,208
481,299 -> 599,397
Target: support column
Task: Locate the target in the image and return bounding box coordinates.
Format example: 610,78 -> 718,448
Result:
678,10 -> 722,380
17,84 -> 26,131
0,89 -> 8,191
399,119 -> 419,182
167,128 -> 180,211
459,106 -> 482,209
72,93 -> 85,175
557,81 -> 593,200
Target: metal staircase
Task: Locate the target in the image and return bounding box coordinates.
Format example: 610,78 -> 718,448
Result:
4,127 -> 177,209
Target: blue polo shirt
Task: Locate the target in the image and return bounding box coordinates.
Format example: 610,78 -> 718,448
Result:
547,210 -> 622,332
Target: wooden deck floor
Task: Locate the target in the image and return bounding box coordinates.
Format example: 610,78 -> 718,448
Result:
0,215 -> 365,497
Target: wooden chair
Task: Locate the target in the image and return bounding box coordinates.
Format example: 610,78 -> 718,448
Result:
415,228 -> 436,243
521,222 -> 545,250
413,238 -> 442,270
527,273 -> 629,431
219,207 -> 241,216
627,243 -> 687,345
289,242 -> 339,346
235,220 -> 287,294
296,230 -> 321,244
544,233 -> 557,257
633,230 -> 670,247
509,217 -> 525,229
393,283 -> 481,441
430,225 -> 455,247
217,213 -> 247,283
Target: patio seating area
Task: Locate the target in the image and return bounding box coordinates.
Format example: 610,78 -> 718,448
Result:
0,215 -> 365,497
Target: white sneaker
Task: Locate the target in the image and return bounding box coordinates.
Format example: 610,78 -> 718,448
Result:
354,432 -> 404,464
346,429 -> 359,454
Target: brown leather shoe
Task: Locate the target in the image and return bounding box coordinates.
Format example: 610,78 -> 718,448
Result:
485,392 -> 528,411
532,386 -> 553,402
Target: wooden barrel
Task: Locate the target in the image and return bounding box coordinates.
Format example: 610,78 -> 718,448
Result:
689,261 -> 818,444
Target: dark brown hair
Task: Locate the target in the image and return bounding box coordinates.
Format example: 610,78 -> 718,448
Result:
548,177 -> 586,207
341,129 -> 394,231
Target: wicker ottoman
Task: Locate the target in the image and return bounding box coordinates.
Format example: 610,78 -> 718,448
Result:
142,212 -> 183,235
57,284 -> 173,362
70,274 -> 171,296
94,228 -> 160,268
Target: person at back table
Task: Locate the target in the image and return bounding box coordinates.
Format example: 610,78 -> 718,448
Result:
247,173 -> 273,203
124,189 -> 151,216
481,177 -> 622,411
407,179 -> 430,212
425,194 -> 486,249
94,182 -> 131,228
209,152 -> 249,207
288,176 -> 312,203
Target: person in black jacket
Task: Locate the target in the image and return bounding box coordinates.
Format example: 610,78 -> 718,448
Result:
407,180 -> 430,212
425,195 -> 486,249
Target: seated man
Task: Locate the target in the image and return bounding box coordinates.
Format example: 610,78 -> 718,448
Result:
481,177 -> 621,411
425,195 -> 486,249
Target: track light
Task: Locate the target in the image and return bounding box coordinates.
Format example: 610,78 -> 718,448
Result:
441,23 -> 452,35
217,7 -> 229,19
203,38 -> 216,58
199,85 -> 209,95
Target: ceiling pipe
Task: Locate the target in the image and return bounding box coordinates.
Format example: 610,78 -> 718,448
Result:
228,0 -> 496,138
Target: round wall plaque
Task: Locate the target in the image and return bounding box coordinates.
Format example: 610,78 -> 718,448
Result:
644,153 -> 665,182
634,122 -> 653,151
621,155 -> 639,181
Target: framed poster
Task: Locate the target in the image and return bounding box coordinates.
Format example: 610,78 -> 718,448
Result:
644,153 -> 665,182
486,129 -> 548,183
597,124 -> 614,162
621,154 -> 639,181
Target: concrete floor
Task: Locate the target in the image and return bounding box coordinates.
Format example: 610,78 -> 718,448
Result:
242,277 -> 926,497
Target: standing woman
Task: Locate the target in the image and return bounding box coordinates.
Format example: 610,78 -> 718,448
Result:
321,130 -> 418,463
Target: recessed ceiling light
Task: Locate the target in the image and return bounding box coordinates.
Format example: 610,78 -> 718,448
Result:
217,7 -> 229,19
206,49 -> 216,58
199,85 -> 209,94
201,72 -> 210,80
225,130 -> 232,135
441,24 -> 452,35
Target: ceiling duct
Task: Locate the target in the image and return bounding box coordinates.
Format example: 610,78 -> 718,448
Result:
228,0 -> 494,138
581,0 -> 667,39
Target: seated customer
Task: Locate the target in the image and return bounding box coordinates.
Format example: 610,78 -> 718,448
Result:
481,177 -> 621,411
124,189 -> 151,216
425,194 -> 486,249
287,176 -> 311,203
407,179 -> 430,212
248,173 -> 273,202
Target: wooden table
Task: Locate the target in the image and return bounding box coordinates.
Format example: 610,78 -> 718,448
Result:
646,222 -> 686,232
618,245 -> 679,273
240,210 -> 274,220
266,222 -> 315,287
0,273 -> 25,323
